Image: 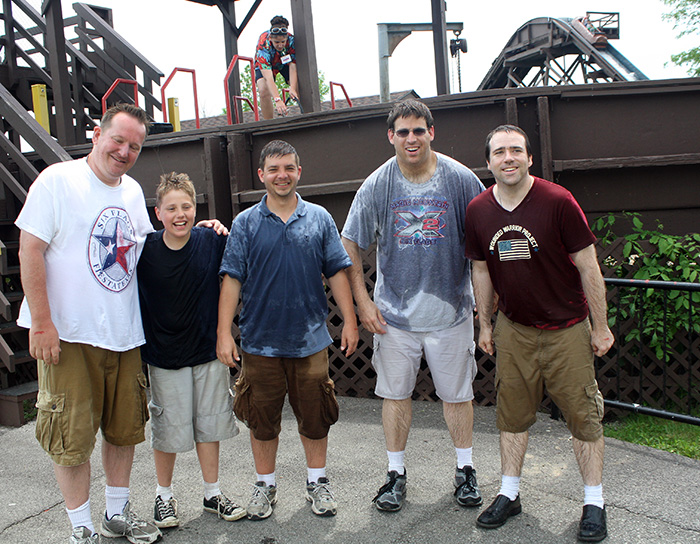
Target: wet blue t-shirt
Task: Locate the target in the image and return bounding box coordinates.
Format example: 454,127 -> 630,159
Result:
342,153 -> 484,332
220,194 -> 352,358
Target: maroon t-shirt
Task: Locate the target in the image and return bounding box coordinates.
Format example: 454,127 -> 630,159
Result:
465,177 -> 596,330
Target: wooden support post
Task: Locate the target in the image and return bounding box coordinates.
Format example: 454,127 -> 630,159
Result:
537,96 -> 553,182
167,98 -> 181,132
43,0 -> 76,145
431,0 -> 449,96
291,0 -> 321,113
31,85 -> 51,133
505,97 -> 518,127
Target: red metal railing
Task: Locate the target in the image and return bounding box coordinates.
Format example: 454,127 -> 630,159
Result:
329,82 -> 352,110
224,55 -> 258,124
161,67 -> 200,129
101,79 -> 138,114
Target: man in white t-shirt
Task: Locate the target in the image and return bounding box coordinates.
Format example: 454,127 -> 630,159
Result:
17,104 -> 161,544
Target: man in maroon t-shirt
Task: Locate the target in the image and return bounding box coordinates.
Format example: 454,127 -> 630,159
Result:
465,125 -> 614,543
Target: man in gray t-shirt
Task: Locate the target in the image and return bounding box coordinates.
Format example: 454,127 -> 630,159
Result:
342,99 -> 484,512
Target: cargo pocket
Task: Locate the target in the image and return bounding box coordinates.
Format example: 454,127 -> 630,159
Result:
320,378 -> 339,427
137,372 -> 149,425
35,391 -> 66,456
233,377 -> 253,429
585,381 -> 604,423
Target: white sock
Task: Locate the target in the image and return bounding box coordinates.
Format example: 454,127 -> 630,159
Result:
387,450 -> 405,475
584,484 -> 605,508
456,447 -> 473,469
156,485 -> 173,502
498,475 -> 520,501
256,472 -> 276,487
67,499 -> 94,533
307,467 -> 326,484
105,486 -> 129,520
203,480 -> 221,501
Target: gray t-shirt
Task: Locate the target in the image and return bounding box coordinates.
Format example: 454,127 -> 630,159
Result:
342,153 -> 485,332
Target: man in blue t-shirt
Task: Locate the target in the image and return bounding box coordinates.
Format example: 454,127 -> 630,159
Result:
217,140 -> 358,520
342,99 -> 485,513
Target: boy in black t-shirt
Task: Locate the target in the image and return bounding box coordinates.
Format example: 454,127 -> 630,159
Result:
137,172 -> 243,529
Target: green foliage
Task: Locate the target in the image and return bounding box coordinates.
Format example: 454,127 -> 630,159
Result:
604,412 -> 700,459
591,212 -> 700,360
662,0 -> 700,76
234,66 -> 330,112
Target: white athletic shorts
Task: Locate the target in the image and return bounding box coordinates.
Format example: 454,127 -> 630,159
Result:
372,316 -> 477,403
148,359 -> 239,453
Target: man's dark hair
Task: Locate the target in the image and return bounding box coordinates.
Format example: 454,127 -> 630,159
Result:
386,99 -> 434,131
259,140 -> 299,169
270,15 -> 289,28
100,103 -> 151,132
484,124 -> 532,161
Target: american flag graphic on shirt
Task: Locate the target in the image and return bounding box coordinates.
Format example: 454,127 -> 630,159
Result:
497,239 -> 531,261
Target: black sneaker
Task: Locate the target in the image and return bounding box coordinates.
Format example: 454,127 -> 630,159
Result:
454,466 -> 483,507
373,470 -> 407,512
203,493 -> 246,522
153,495 -> 179,528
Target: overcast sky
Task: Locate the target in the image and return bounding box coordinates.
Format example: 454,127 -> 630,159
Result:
27,1 -> 697,119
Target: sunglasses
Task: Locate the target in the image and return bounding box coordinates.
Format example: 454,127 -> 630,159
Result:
270,27 -> 289,35
393,127 -> 428,138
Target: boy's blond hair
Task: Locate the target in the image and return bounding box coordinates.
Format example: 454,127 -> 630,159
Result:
155,172 -> 196,208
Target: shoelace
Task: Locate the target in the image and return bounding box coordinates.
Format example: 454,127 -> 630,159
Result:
454,470 -> 477,496
372,474 -> 398,502
250,484 -> 273,506
213,495 -> 236,516
312,482 -> 335,502
121,504 -> 148,531
156,498 -> 175,518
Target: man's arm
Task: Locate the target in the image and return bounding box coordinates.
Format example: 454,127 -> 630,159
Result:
472,259 -> 496,356
341,237 -> 386,334
571,244 -> 615,357
288,63 -> 299,100
216,275 -> 242,368
261,68 -> 288,116
18,230 -> 60,365
326,269 -> 358,356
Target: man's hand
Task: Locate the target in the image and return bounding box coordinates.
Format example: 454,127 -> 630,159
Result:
29,321 -> 61,365
591,326 -> 614,357
275,98 -> 288,116
477,324 -> 495,356
216,332 -> 240,369
196,219 -> 228,236
357,298 -> 387,334
340,323 -> 359,357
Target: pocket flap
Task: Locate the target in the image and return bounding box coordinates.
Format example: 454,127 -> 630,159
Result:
36,391 -> 65,413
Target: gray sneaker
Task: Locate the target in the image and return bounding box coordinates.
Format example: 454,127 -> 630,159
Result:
454,465 -> 482,507
305,477 -> 338,516
373,470 -> 407,512
153,495 -> 179,528
101,501 -> 162,543
246,481 -> 277,520
70,526 -> 99,543
203,493 -> 246,521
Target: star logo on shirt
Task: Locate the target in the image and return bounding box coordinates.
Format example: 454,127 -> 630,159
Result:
88,207 -> 138,292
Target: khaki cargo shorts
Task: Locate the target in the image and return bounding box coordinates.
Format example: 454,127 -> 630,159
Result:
493,313 -> 604,442
35,341 -> 148,466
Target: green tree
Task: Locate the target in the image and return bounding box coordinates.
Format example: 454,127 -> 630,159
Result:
662,0 -> 700,76
235,66 -> 330,112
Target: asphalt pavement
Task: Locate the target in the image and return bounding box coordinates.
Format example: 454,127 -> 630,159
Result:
1,396 -> 699,543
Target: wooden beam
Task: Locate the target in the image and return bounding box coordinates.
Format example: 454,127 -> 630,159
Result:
537,96 -> 553,181
553,153 -> 700,172
291,0 -> 321,113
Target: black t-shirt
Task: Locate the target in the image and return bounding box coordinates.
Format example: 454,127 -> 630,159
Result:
137,227 -> 227,369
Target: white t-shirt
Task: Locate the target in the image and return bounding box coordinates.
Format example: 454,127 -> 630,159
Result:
16,158 -> 154,351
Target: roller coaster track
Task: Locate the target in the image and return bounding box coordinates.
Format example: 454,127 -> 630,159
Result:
478,16 -> 648,89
